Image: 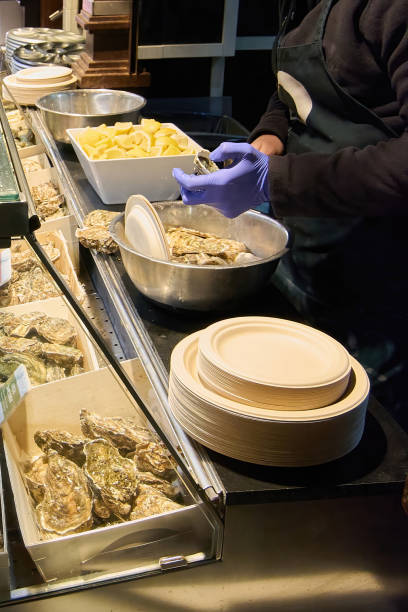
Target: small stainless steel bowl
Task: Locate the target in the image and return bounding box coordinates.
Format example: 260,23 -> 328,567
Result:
36,89 -> 146,143
110,202 -> 289,311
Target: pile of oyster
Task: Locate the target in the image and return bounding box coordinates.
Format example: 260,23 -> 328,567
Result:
166,226 -> 259,266
76,210 -> 119,255
30,180 -> 68,221
0,311 -> 84,385
0,240 -> 62,307
6,110 -> 35,149
23,409 -> 183,539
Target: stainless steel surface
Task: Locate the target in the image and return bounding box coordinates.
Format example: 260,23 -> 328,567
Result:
110,203 -> 289,311
10,495 -> 408,611
29,108 -> 226,503
36,89 -> 146,143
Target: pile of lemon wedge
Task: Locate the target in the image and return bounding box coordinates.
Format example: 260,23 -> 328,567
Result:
76,118 -> 196,160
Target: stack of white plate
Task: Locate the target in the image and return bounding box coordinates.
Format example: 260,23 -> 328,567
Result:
2,66 -> 77,106
11,41 -> 85,74
169,317 -> 370,466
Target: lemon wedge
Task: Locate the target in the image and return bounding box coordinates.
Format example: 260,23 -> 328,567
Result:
140,118 -> 161,133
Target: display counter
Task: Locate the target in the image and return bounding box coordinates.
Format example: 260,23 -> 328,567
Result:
0,101 -> 407,610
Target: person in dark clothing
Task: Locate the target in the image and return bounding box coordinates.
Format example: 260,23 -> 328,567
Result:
173,0 -> 408,429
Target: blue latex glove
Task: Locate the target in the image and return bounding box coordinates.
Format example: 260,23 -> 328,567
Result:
172,142 -> 270,218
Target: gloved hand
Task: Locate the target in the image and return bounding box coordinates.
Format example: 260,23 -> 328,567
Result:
172,142 -> 270,218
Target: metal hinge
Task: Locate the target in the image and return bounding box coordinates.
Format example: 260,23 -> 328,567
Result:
159,556 -> 188,571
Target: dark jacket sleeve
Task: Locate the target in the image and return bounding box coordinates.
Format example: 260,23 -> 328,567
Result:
269,1 -> 408,217
248,92 -> 289,145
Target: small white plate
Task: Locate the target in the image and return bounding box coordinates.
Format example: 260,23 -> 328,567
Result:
125,194 -> 170,261
15,66 -> 72,85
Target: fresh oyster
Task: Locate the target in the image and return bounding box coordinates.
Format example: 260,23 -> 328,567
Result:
70,363 -> 84,377
129,484 -> 183,521
34,430 -> 88,465
84,439 -> 138,518
135,441 -> 175,480
22,159 -> 42,173
171,252 -> 228,266
37,452 -> 93,536
0,335 -> 42,356
83,210 -> 119,229
46,364 -> 67,383
0,312 -> 18,334
135,469 -> 179,499
76,226 -> 119,254
41,343 -> 83,367
35,316 -> 77,346
166,226 -> 248,264
24,455 -> 48,505
8,266 -> 60,304
30,182 -> 66,221
0,353 -> 47,385
193,151 -> 219,175
8,311 -> 47,338
80,409 -> 153,453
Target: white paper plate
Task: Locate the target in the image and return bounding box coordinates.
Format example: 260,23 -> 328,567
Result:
124,195 -> 170,261
199,316 -> 351,389
15,66 -> 72,84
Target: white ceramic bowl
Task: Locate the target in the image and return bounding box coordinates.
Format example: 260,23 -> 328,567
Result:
67,124 -> 202,204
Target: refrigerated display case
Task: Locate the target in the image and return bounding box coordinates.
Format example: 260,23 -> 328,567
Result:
0,98 -> 407,612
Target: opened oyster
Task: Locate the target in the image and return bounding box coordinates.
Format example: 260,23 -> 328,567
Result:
84,439 -> 138,518
24,455 -> 48,505
80,409 -> 153,453
35,317 -> 77,346
134,440 -> 175,480
34,430 -> 88,466
130,484 -> 183,521
37,452 -> 93,536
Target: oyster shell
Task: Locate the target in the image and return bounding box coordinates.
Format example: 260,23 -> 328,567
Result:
41,343 -> 83,367
129,484 -> 183,521
34,430 -> 87,465
84,439 -> 138,518
70,363 -> 84,377
7,266 -> 60,304
135,441 -> 175,480
0,353 -> 47,385
83,210 -> 119,229
0,335 -> 42,356
46,364 -> 67,383
135,469 -> 179,499
80,409 -> 153,452
24,455 -> 48,505
35,316 -> 77,346
8,312 -> 47,338
0,312 -> 18,334
166,226 -> 248,264
76,226 -> 119,255
37,452 -> 93,536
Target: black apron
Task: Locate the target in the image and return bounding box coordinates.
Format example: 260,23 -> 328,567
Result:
270,0 -> 407,418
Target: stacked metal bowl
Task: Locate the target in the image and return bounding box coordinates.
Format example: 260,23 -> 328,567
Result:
5,28 -> 84,73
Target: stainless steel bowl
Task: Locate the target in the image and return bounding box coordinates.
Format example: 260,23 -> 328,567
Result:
110,202 -> 289,311
36,89 -> 146,143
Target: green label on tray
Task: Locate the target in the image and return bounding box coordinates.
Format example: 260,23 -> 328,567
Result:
0,364 -> 31,424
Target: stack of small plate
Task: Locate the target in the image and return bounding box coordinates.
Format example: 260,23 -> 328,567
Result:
11,42 -> 85,73
169,317 -> 370,466
2,66 -> 77,106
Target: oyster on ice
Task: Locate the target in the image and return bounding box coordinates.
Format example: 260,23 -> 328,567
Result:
24,455 -> 48,505
84,439 -> 138,518
36,452 -> 93,536
80,409 -> 153,453
41,343 -> 83,367
130,484 -> 183,521
35,316 -> 77,346
34,430 -> 88,466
